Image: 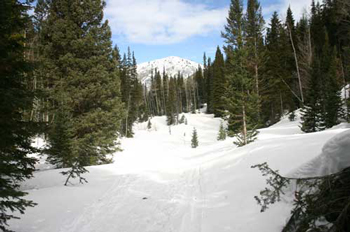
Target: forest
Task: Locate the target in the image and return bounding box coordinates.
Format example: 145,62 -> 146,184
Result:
1,0 -> 350,231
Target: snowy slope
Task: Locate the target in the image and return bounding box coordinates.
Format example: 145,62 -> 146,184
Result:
10,112 -> 350,232
137,56 -> 202,86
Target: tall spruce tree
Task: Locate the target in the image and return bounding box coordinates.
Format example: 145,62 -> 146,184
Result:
321,36 -> 342,128
261,12 -> 294,125
0,0 -> 37,229
166,77 -> 177,125
36,0 -> 124,184
301,57 -> 326,132
222,0 -> 259,146
212,46 -> 226,117
245,0 -> 265,121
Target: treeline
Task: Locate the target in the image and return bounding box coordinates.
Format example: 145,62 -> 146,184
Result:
143,68 -> 204,125
139,0 -> 350,147
188,0 -> 349,145
1,0 -> 128,229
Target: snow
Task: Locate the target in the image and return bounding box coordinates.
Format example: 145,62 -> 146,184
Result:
9,111 -> 350,232
137,56 -> 202,86
289,125 -> 350,178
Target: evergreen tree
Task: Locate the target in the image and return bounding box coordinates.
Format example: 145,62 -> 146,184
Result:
212,46 -> 226,117
179,114 -> 186,124
147,119 -> 152,130
194,65 -> 205,107
261,12 -> 294,125
0,0 -> 37,229
245,0 -> 265,121
222,0 -> 259,146
288,111 -> 296,121
191,128 -> 199,148
120,48 -> 142,137
206,57 -> 214,114
36,0 -> 124,184
166,78 -> 177,125
217,122 -> 227,141
323,47 -> 342,128
300,57 -> 326,133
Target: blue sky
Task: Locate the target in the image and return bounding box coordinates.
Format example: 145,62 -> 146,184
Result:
105,0 -> 314,64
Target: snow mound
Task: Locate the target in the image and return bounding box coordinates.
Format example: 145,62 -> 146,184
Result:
289,129 -> 350,178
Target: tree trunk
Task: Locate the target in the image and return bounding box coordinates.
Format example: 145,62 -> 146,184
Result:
288,24 -> 304,104
242,104 -> 248,145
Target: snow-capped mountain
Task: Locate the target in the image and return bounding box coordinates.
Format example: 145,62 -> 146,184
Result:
137,56 -> 202,86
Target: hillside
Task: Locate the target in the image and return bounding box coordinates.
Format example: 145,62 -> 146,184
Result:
10,112 -> 350,232
137,56 -> 202,86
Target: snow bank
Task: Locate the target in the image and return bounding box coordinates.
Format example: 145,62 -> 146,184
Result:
289,129 -> 350,178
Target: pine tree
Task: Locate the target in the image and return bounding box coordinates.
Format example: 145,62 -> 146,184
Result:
288,111 -> 296,121
191,128 -> 199,148
246,0 -> 265,121
147,119 -> 152,130
206,57 -> 214,114
217,122 -> 227,141
300,57 -> 326,133
261,12 -> 295,125
36,0 -> 124,184
323,48 -> 342,129
212,46 -> 226,117
222,0 -> 259,146
179,114 -> 186,124
0,0 -> 37,229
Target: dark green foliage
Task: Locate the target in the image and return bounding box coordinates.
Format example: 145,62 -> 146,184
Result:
0,0 -> 37,230
120,48 -> 142,137
217,122 -> 227,141
179,115 -> 186,124
166,78 -> 178,125
45,110 -> 74,168
36,0 -> 124,184
261,12 -> 295,126
253,163 -> 350,232
221,0 -> 259,146
301,57 -> 326,133
147,119 -> 152,130
323,47 -> 343,129
288,111 -> 296,121
245,0 -> 265,121
191,128 -> 198,148
251,163 -> 290,212
212,47 -> 226,117
233,126 -> 259,147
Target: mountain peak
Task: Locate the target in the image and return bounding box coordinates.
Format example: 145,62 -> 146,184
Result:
137,56 -> 202,86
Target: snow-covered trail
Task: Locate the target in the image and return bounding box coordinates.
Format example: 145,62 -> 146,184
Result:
10,112 -> 350,232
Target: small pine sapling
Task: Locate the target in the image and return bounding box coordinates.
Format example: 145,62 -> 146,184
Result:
288,111 -> 296,121
217,122 -> 227,141
234,127 -> 259,147
147,119 -> 152,130
191,128 -> 199,148
179,115 -> 186,124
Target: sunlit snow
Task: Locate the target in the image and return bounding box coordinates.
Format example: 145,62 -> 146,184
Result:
10,110 -> 350,232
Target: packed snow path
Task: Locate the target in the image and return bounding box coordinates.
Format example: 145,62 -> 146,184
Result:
10,112 -> 350,232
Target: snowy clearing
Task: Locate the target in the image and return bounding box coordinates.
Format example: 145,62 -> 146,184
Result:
10,112 -> 350,232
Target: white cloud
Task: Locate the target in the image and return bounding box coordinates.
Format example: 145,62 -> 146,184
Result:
105,0 -> 228,45
263,0 -> 318,22
280,0 -> 314,20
